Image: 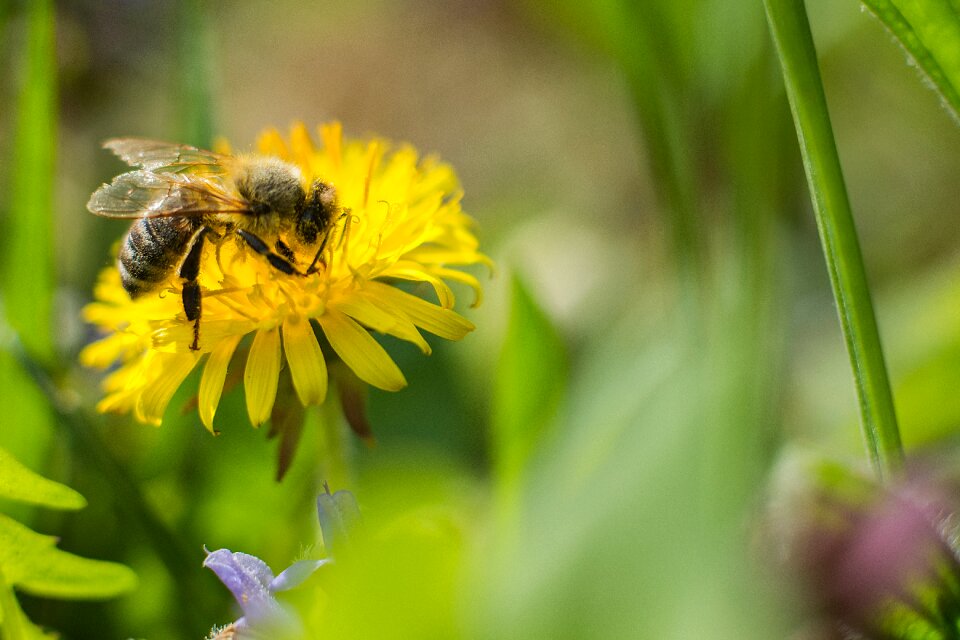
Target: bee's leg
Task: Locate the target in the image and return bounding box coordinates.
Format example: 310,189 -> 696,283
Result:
305,232 -> 332,275
180,228 -> 208,351
235,229 -> 302,276
275,239 -> 296,264
306,211 -> 350,274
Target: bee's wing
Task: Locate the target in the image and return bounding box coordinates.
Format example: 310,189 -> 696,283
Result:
103,138 -> 229,175
87,170 -> 251,219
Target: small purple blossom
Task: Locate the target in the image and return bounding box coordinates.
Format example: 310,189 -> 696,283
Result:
203,548 -> 328,638
204,488 -> 359,637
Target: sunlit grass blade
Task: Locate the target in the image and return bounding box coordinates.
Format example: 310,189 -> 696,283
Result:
764,0 -> 904,477
3,0 -> 56,358
861,0 -> 960,121
0,0 -> 57,475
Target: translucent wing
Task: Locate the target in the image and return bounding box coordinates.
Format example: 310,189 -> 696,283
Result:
103,138 -> 229,175
87,170 -> 251,219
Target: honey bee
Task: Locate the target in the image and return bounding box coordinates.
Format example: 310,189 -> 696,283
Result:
87,138 -> 340,351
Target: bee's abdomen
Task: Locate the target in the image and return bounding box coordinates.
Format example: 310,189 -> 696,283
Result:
119,217 -> 199,297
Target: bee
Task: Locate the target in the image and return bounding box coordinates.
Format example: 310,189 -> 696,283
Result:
87,138 -> 340,351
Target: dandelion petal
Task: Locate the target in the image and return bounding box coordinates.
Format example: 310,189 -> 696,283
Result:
319,310 -> 406,391
137,353 -> 199,426
281,316 -> 328,406
335,296 -> 431,354
199,335 -> 242,433
364,281 -> 474,340
245,326 -> 281,427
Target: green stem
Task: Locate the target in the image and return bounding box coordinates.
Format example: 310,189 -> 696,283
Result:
318,379 -> 351,491
764,0 -> 904,478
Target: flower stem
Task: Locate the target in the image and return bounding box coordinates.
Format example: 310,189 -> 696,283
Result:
318,381 -> 352,490
763,0 -> 904,478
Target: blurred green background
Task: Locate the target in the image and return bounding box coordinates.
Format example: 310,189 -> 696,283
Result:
3,0 -> 960,638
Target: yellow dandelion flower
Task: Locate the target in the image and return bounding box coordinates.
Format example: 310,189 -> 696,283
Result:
81,122 -> 489,433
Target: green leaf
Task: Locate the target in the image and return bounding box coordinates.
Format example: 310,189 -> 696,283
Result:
0,447 -> 85,510
862,0 -> 960,122
0,579 -> 56,639
0,513 -> 137,600
491,275 -> 567,493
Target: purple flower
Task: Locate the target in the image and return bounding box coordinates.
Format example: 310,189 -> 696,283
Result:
204,488 -> 359,637
203,548 -> 328,638
777,462 -> 960,638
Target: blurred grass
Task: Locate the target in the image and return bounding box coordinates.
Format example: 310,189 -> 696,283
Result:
530,0 -> 703,282
473,286 -> 789,639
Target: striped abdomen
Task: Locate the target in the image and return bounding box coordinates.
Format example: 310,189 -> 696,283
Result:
118,217 -> 200,297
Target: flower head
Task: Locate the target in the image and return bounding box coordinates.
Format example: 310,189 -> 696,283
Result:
81,122 -> 488,432
773,459 -> 960,639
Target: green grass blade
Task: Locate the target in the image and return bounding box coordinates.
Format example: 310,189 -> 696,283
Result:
492,275 -> 567,512
0,0 -> 57,476
764,0 -> 904,477
3,0 -> 56,358
861,0 -> 960,121
178,0 -> 216,147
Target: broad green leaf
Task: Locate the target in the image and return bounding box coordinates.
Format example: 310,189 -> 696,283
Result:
0,514 -> 137,599
491,275 -> 566,493
862,0 -> 960,121
0,447 -> 85,510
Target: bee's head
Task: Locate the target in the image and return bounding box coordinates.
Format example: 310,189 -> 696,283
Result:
296,180 -> 336,245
